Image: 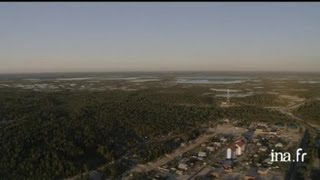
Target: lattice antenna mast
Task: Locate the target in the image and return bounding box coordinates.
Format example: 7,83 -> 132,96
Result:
227,89 -> 230,103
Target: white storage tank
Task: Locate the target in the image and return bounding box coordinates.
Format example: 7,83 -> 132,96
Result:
226,148 -> 232,159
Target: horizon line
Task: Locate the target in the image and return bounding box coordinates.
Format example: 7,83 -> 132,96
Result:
1,69 -> 320,75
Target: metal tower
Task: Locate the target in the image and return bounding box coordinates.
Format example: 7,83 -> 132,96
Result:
227,89 -> 230,103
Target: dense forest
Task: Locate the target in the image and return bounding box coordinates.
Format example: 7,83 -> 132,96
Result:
0,88 -> 292,179
231,94 -> 287,107
294,100 -> 320,125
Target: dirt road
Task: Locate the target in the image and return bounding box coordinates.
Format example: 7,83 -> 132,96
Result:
125,132 -> 217,175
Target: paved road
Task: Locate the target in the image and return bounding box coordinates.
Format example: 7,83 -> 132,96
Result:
265,99 -> 318,180
285,130 -> 310,180
265,98 -> 318,135
269,99 -> 318,180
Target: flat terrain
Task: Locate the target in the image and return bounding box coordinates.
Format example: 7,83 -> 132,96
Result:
0,72 -> 319,179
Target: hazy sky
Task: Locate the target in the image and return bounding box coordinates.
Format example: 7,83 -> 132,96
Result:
0,2 -> 320,73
